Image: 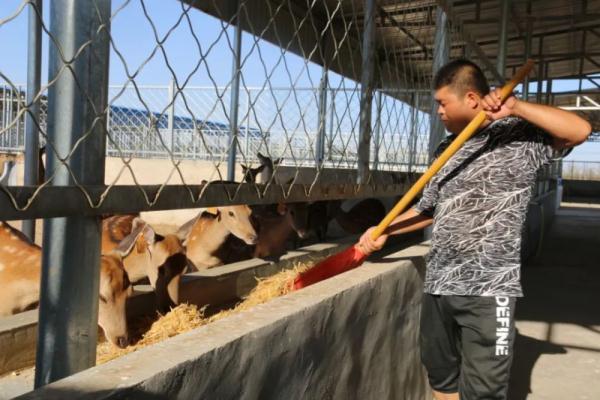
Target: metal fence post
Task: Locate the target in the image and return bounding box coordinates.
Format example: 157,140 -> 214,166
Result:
168,79 -> 175,154
578,31 -> 586,94
16,85 -> 22,145
227,1 -> 242,181
372,90 -> 382,170
327,88 -> 336,161
536,37 -> 544,104
22,0 -> 43,241
315,68 -> 328,167
408,92 -> 419,171
522,2 -> 532,100
357,0 -> 376,184
428,6 -> 450,163
34,0 -> 111,387
546,76 -> 553,105
412,93 -> 421,166
496,0 -> 510,83
244,89 -> 250,158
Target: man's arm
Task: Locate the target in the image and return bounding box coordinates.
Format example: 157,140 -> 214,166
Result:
385,206 -> 433,236
357,207 -> 432,255
481,89 -> 592,149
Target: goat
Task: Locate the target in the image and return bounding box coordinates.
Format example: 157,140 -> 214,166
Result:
180,205 -> 258,269
241,152 -> 282,184
305,200 -> 338,241
253,202 -> 309,260
256,152 -> 282,184
241,164 -> 265,183
101,215 -> 187,312
0,221 -> 133,348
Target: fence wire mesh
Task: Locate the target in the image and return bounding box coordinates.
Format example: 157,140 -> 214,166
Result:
562,160 -> 600,181
0,0 -> 502,217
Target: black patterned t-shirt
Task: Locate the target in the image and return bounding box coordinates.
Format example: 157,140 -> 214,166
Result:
415,117 -> 566,297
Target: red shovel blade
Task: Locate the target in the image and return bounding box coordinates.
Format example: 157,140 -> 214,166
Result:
293,245 -> 368,290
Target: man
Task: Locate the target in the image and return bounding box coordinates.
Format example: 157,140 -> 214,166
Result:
358,59 -> 591,400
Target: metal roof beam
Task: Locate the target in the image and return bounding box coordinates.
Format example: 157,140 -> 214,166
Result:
588,78 -> 600,89
435,0 -> 503,83
476,23 -> 600,46
378,6 -> 430,59
378,1 -> 437,16
464,14 -> 600,25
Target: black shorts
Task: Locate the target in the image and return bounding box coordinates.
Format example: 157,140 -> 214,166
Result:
420,293 -> 516,400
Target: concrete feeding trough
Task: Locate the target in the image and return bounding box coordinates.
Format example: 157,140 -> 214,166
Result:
13,241 -> 431,399
0,237 -> 357,378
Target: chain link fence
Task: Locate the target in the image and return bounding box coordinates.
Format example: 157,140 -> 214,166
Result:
562,160 -> 600,181
0,0 -> 504,219
0,0 -> 514,387
1,84 -> 432,167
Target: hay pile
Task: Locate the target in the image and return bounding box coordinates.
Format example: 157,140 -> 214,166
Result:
96,303 -> 206,364
97,263 -> 312,364
206,263 -> 309,323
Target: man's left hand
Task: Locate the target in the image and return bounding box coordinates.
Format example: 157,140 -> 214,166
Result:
481,88 -> 518,121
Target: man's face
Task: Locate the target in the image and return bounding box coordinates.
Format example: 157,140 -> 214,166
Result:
434,86 -> 479,134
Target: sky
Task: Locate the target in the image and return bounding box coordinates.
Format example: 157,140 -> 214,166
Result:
0,0 -> 598,161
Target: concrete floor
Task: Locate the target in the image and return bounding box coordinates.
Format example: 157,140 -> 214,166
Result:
509,203 -> 600,400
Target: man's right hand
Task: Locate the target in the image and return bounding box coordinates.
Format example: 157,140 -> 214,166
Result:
357,226 -> 388,256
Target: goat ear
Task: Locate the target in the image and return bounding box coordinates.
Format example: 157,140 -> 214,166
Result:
277,202 -> 287,215
206,207 -> 218,215
274,158 -> 282,165
256,164 -> 266,173
113,222 -> 145,258
136,223 -> 155,253
131,217 -> 145,232
241,164 -> 248,171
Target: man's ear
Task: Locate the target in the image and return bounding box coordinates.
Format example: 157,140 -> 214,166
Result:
465,91 -> 481,109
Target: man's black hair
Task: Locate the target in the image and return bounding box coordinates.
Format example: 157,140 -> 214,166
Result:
433,59 -> 490,97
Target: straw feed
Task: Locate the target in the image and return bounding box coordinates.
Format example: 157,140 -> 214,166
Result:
97,262 -> 312,364
96,303 -> 206,364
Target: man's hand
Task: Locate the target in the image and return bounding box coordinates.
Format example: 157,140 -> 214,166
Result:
357,226 -> 388,256
481,87 -> 518,121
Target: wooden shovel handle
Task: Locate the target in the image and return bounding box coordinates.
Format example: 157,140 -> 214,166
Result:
371,59 -> 535,240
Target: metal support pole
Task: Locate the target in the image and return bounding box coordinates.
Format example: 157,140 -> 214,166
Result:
372,90 -> 382,170
315,68 -> 328,167
227,1 -> 242,182
408,92 -> 419,171
244,89 -> 250,157
357,0 -> 376,184
34,0 -> 111,387
327,88 -> 336,161
536,37 -> 544,104
412,93 -> 421,167
523,2 -> 532,100
578,30 -> 587,93
428,6 -> 450,162
16,85 -> 22,144
497,0 -> 510,83
22,0 -> 43,241
168,79 -> 175,154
